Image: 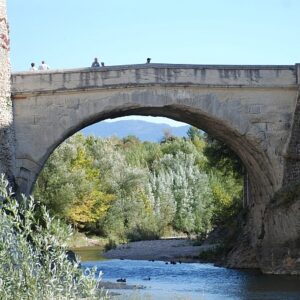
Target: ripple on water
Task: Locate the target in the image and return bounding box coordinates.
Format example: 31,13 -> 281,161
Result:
81,259 -> 300,300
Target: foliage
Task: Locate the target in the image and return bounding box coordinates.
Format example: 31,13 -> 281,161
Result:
204,135 -> 244,178
209,171 -> 243,226
34,128 -> 244,244
104,238 -> 117,251
35,134 -> 115,230
197,245 -> 226,262
203,135 -> 244,226
150,152 -> 213,234
0,175 -> 108,300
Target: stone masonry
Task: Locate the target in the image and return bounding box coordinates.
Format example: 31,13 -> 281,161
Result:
10,64 -> 300,274
0,0 -> 14,183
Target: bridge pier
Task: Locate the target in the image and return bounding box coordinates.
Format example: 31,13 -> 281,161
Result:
257,87 -> 300,274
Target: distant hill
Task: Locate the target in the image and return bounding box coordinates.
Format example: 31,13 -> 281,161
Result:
82,120 -> 190,142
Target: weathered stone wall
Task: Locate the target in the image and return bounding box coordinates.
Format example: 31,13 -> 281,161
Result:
260,194 -> 300,274
284,85 -> 300,184
0,0 -> 14,182
256,65 -> 300,275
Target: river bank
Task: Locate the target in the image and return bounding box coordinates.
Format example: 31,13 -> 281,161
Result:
68,231 -> 107,248
103,238 -> 217,262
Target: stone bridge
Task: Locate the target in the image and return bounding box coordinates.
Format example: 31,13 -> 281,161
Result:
9,63 -> 300,274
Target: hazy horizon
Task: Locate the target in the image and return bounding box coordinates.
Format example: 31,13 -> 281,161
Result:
103,116 -> 188,127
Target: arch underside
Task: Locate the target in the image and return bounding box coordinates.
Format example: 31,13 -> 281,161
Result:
18,102 -> 277,205
65,105 -> 276,207
14,83 -> 293,210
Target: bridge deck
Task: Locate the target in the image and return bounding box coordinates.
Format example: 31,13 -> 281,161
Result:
11,63 -> 299,95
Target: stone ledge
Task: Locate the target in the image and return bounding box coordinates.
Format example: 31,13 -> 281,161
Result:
11,64 -> 298,95
11,83 -> 299,98
12,63 -> 296,76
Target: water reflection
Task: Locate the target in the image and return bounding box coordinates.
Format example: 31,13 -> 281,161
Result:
73,246 -> 106,262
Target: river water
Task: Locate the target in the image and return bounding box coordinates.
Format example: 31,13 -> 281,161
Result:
75,247 -> 300,300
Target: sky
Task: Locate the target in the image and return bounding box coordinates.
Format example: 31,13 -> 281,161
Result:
7,0 -> 300,126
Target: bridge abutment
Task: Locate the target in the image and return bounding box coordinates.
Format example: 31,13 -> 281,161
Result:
256,85 -> 300,274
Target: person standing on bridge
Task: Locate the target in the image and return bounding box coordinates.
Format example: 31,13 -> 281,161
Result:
91,57 -> 101,68
29,62 -> 37,71
38,60 -> 50,70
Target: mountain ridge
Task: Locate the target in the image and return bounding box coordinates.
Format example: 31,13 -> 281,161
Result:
82,120 -> 190,142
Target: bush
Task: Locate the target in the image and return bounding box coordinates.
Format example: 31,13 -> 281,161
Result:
0,175 -> 109,300
126,225 -> 160,242
197,245 -> 225,262
104,238 -> 117,251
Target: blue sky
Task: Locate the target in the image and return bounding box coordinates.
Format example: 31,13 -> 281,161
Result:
8,0 -> 300,71
7,0 -> 300,126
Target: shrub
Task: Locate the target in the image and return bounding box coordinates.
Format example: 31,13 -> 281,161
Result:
197,245 -> 225,262
0,175 -> 109,300
104,238 -> 117,251
126,225 -> 160,242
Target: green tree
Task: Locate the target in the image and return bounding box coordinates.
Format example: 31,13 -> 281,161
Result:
204,135 -> 244,178
34,130 -> 244,243
150,152 -> 213,234
34,134 -> 115,230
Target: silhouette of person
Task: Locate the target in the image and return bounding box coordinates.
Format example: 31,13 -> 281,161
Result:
38,61 -> 50,70
91,57 -> 100,68
29,62 -> 37,71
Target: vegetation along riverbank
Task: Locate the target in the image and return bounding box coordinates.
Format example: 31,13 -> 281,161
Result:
0,175 -> 109,300
34,127 -> 244,264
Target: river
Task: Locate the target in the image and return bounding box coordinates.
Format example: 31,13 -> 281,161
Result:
74,247 -> 300,300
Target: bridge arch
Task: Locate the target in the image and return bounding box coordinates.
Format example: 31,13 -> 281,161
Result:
45,104 -> 273,198
12,63 -> 297,203
14,85 -> 279,201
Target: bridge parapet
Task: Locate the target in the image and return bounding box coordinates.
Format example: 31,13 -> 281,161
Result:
12,64 -> 297,95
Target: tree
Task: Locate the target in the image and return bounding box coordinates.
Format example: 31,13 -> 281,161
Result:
34,131 -> 243,243
150,152 -> 213,235
203,135 -> 244,226
34,134 -> 116,230
204,135 -> 244,178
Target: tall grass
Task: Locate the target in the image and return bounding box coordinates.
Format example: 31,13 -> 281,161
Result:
0,174 -> 109,300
